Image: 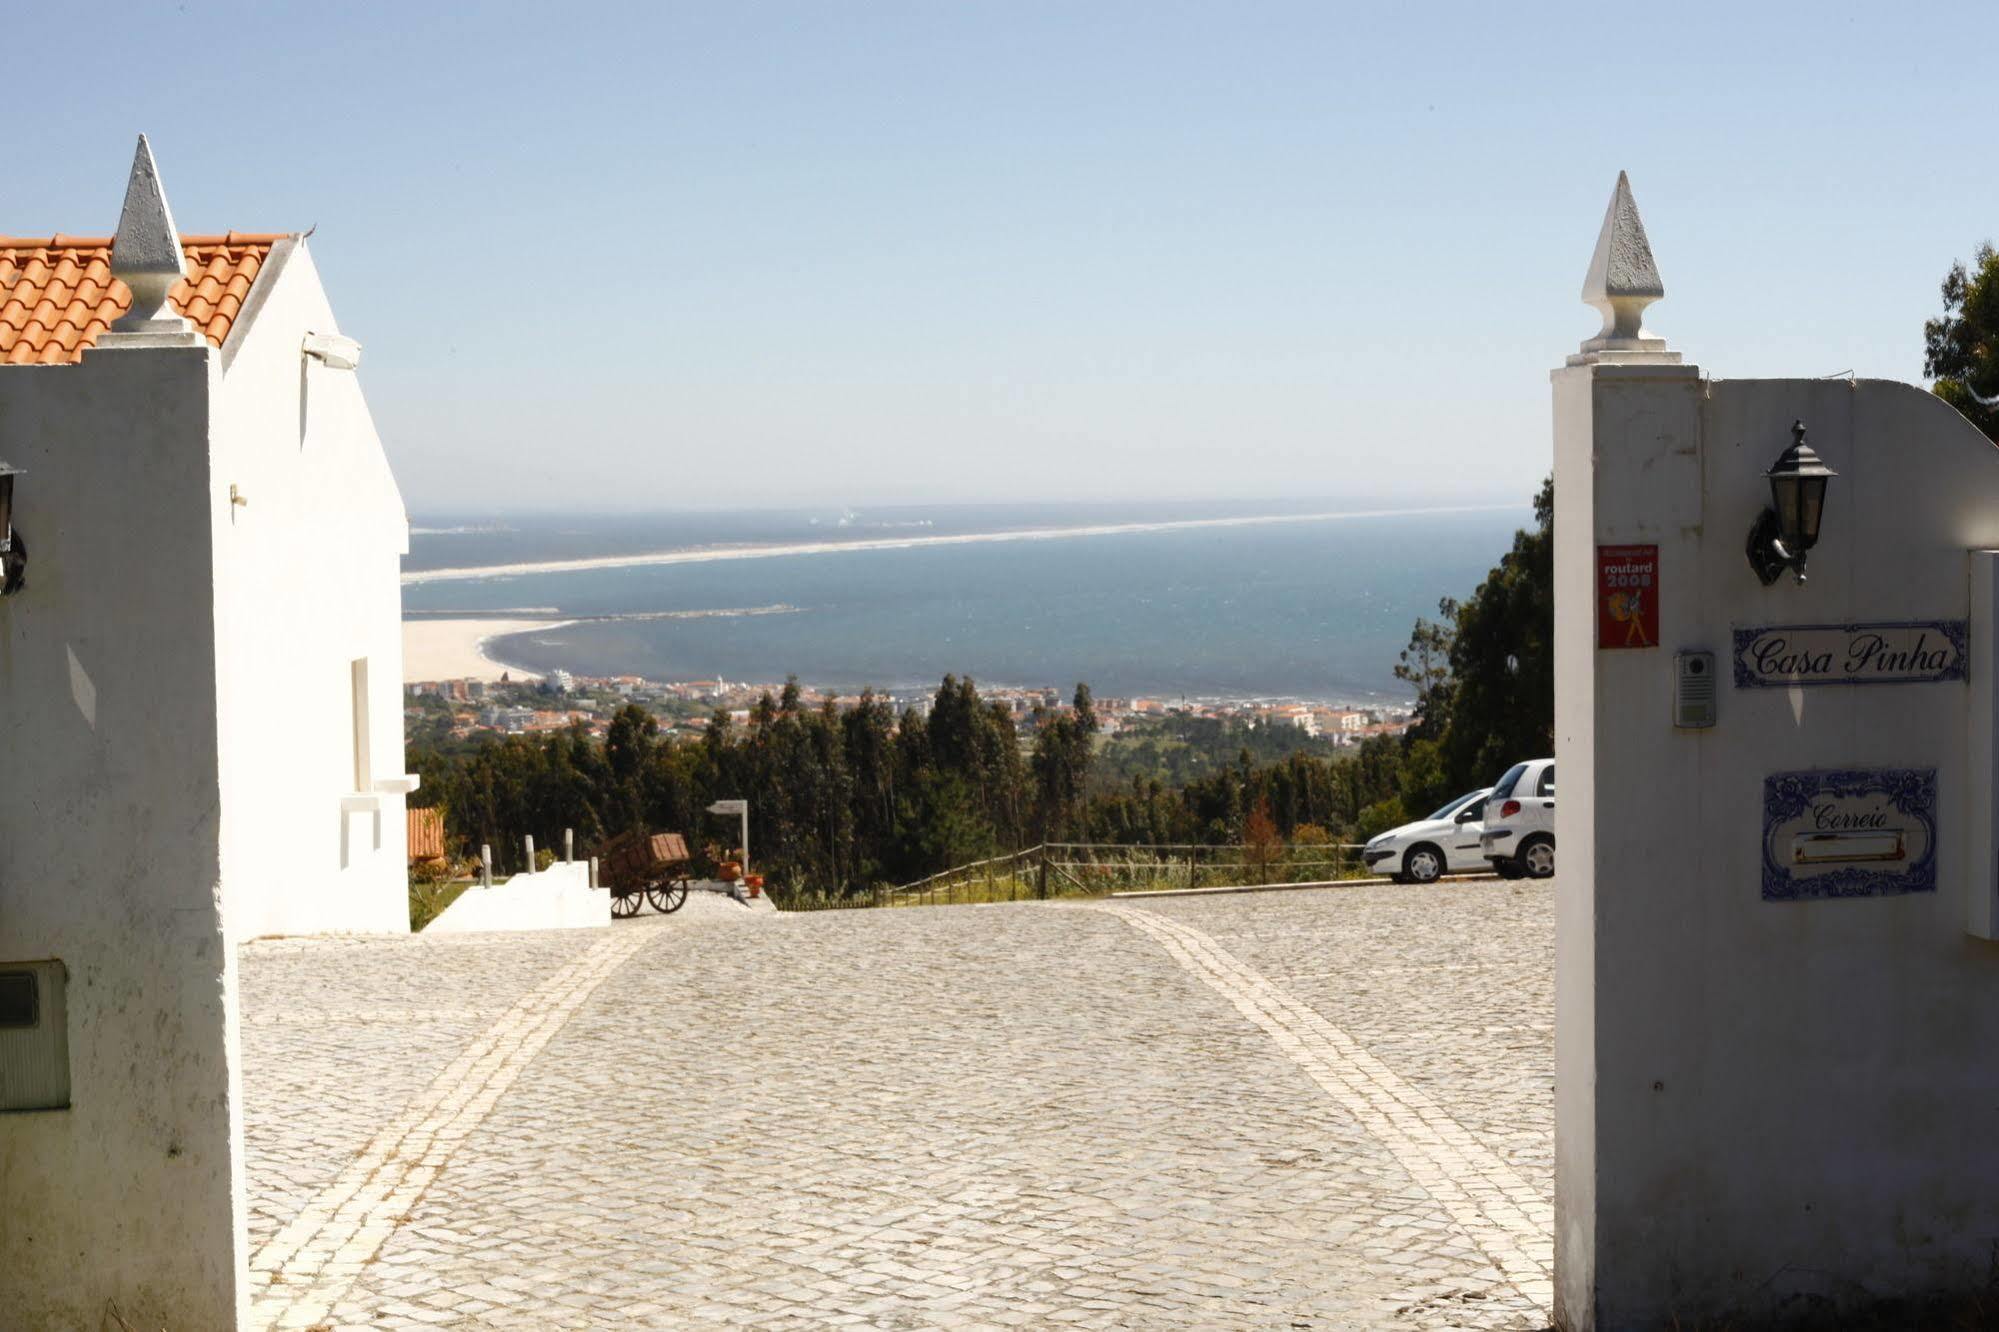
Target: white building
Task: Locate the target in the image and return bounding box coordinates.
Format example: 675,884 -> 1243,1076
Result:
1556,174 -> 1999,1328
1318,707 -> 1368,734
0,136 -> 416,1326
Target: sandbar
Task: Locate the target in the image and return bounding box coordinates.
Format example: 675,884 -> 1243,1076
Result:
402,619 -> 572,683
400,504 -> 1521,586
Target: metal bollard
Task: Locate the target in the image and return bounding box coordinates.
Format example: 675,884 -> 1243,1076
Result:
564,828 -> 574,863
525,834 -> 536,870
480,844 -> 493,887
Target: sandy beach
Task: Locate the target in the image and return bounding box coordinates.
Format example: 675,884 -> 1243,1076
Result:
402,619 -> 572,683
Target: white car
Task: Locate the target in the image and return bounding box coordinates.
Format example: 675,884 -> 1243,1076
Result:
1363,788 -> 1493,884
1479,758 -> 1556,879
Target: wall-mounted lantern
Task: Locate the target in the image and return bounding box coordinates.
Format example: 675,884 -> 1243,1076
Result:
0,460 -> 23,596
1747,421 -> 1836,586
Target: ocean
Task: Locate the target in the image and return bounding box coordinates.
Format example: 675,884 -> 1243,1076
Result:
403,502 -> 1530,704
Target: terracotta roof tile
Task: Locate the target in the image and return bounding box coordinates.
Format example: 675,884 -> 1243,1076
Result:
0,233 -> 288,366
407,807 -> 447,862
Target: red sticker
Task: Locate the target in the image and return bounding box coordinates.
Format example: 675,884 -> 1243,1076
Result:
1598,545 -> 1658,649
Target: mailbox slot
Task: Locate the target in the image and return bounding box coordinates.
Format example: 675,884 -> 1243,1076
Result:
1793,830 -> 1906,865
0,970 -> 36,1027
0,960 -> 70,1112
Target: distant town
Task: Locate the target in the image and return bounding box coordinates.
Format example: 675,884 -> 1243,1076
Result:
406,672 -> 1414,747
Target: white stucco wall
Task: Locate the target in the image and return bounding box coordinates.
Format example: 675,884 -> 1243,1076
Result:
0,345 -> 247,1328
424,861 -> 607,933
1556,366 -> 1999,1328
213,239 -> 413,941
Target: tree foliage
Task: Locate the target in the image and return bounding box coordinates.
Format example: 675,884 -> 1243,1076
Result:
1030,684 -> 1098,842
415,676 -> 1036,899
1394,598 -> 1458,739
1925,242 -> 1999,442
1242,800 -> 1283,883
1390,476 -> 1554,813
410,678 -> 1426,901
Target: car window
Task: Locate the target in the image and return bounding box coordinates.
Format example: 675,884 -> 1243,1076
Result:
1461,798 -> 1486,821
1426,791 -> 1473,821
1492,763 -> 1528,799
1536,764 -> 1556,797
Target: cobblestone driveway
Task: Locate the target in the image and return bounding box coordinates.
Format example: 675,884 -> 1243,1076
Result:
240,881 -> 1553,1330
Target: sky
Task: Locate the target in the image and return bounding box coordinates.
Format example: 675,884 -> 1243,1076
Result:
7,1 -> 1992,512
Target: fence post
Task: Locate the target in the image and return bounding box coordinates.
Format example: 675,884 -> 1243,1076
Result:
589,856 -> 599,890
480,844 -> 493,887
1039,851 -> 1049,900
564,828 -> 574,863
524,834 -> 536,871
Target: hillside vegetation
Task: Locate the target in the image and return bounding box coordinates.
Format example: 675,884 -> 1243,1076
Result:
407,480 -> 1554,902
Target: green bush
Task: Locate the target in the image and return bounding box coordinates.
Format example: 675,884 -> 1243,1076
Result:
408,875 -> 469,932
1354,798 -> 1409,842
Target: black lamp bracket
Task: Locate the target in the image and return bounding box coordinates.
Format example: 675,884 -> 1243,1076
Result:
1747,508 -> 1805,586
0,529 -> 23,597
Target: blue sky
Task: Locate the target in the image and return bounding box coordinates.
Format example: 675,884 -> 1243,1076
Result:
10,2 -> 1992,511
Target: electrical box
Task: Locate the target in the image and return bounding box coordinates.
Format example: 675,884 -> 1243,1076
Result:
0,960 -> 70,1112
1675,650 -> 1717,729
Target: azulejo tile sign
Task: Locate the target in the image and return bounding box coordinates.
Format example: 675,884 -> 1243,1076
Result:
1731,620 -> 1967,688
1761,767 -> 1937,902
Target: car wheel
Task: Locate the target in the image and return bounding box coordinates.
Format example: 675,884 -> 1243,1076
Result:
1402,845 -> 1444,884
1494,859 -> 1526,880
1521,835 -> 1556,879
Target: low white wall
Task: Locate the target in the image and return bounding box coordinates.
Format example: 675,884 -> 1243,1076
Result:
425,861 -> 607,933
1557,367 -> 1999,1328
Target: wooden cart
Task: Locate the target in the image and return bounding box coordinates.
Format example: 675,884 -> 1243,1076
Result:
598,830 -> 694,918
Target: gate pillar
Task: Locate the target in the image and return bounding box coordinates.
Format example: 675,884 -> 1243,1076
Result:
1554,175 -> 1999,1329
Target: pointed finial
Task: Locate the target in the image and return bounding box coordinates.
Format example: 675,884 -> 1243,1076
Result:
1570,171 -> 1679,366
108,134 -> 192,336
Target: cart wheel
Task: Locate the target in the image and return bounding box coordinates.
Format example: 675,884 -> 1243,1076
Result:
647,879 -> 689,914
610,886 -> 644,919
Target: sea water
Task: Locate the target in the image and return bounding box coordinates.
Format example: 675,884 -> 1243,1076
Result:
403,503 -> 1529,703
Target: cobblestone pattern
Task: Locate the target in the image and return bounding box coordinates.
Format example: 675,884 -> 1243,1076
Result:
1139,882 -> 1555,1197
1094,900 -> 1552,1322
248,925 -> 660,1329
240,930 -> 610,1266
239,883 -> 1554,1330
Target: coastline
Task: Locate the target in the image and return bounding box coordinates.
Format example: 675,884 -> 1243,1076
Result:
402,618 -> 574,683
395,505 -> 1509,702
401,503 -> 1519,586
402,615 -> 1411,711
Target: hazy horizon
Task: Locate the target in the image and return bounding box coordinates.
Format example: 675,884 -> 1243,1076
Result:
405,493 -> 1533,521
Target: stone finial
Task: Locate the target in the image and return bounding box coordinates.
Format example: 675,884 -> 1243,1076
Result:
107,134 -> 193,337
1570,171 -> 1679,366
